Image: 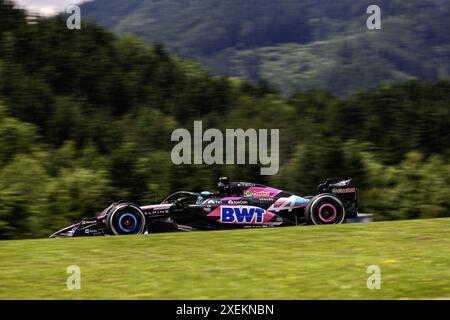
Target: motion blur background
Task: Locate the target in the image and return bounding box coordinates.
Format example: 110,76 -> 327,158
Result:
0,0 -> 448,239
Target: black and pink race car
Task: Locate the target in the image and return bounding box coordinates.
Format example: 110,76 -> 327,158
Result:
50,177 -> 358,238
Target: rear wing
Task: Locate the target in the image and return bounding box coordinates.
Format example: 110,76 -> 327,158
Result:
317,178 -> 358,217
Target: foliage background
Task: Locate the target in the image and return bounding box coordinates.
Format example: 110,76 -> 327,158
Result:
0,1 -> 448,239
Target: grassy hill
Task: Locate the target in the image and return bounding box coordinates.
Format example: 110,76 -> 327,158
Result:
81,0 -> 450,94
1,218 -> 449,299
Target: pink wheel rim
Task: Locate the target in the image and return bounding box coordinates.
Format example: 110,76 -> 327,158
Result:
318,203 -> 337,222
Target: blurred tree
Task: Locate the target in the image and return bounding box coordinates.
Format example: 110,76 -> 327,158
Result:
0,155 -> 49,239
39,168 -> 112,237
361,152 -> 450,220
0,2 -> 448,239
0,115 -> 39,166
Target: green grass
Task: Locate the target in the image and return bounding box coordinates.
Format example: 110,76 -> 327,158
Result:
1,218 -> 450,299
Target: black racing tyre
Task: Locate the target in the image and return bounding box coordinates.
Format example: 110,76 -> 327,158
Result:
305,194 -> 346,225
105,202 -> 146,235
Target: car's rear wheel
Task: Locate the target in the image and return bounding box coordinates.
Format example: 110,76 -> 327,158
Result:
105,203 -> 146,235
305,194 -> 345,225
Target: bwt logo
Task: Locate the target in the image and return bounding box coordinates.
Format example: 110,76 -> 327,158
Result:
221,206 -> 265,224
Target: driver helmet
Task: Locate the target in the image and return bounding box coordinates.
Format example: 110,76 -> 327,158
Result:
196,191 -> 213,204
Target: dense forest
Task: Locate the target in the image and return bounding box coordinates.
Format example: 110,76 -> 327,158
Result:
81,0 -> 450,95
0,1 -> 449,239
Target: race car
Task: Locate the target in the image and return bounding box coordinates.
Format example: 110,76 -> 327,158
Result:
49,177 -> 358,238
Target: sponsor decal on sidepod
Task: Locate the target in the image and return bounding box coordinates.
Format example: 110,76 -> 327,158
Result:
207,205 -> 281,225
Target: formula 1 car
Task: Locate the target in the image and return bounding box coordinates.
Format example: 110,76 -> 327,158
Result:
49,177 -> 358,238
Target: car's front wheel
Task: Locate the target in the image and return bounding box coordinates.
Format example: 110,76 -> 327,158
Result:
305,194 -> 346,225
105,202 -> 146,235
